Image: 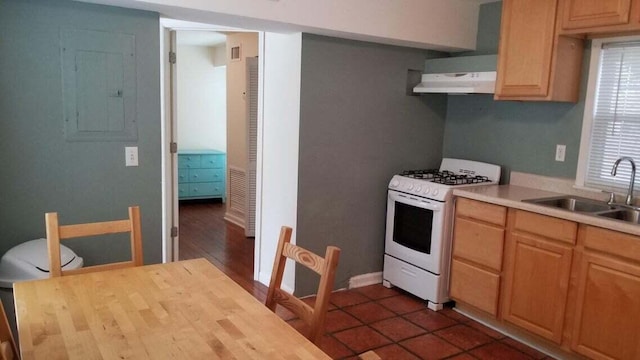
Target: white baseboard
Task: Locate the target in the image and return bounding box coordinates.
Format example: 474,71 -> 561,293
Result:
348,271 -> 383,289
224,212 -> 245,229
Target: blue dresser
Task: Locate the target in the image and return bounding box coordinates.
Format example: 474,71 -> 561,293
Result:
178,150 -> 226,201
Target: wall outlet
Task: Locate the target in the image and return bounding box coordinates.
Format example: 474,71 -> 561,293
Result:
555,144 -> 566,162
125,146 -> 139,166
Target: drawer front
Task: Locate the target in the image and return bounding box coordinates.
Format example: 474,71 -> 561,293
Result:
178,169 -> 188,183
178,155 -> 201,169
201,155 -> 224,169
456,198 -> 507,226
178,184 -> 189,198
188,182 -> 224,197
450,259 -> 500,316
513,210 -> 577,244
582,225 -> 640,262
189,169 -> 224,183
453,217 -> 505,271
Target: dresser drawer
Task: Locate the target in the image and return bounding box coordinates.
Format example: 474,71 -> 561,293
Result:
189,169 -> 224,183
178,169 -> 188,183
189,182 -> 224,197
201,155 -> 224,169
178,184 -> 188,197
178,155 -> 201,169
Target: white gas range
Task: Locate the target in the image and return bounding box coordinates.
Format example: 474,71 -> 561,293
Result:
383,158 -> 501,310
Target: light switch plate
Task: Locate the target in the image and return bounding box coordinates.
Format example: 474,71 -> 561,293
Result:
125,146 -> 138,166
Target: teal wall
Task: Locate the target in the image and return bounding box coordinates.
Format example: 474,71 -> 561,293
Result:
0,0 -> 162,264
442,1 -> 589,183
296,34 -> 448,295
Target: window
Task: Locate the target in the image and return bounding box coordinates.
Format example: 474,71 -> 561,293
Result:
577,37 -> 640,192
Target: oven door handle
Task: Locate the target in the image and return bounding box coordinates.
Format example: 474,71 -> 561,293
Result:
392,193 -> 442,212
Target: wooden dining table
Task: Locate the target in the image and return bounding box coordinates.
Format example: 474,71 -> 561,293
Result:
14,258 -> 331,360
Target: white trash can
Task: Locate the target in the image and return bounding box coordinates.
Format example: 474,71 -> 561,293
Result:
0,239 -> 84,339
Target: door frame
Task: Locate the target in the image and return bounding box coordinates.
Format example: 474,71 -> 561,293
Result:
160,19 -> 264,268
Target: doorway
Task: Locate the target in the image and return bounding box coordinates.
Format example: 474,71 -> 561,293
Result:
161,21 -> 260,280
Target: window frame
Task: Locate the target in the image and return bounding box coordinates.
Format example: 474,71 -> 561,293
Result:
575,35 -> 640,192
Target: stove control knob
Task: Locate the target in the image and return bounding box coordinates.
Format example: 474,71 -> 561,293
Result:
407,184 -> 414,190
416,186 -> 422,192
433,189 -> 439,196
390,180 -> 400,188
424,187 -> 430,195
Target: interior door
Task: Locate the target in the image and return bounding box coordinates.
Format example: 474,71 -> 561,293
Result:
169,30 -> 180,261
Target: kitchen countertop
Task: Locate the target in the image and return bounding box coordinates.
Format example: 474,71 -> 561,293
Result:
453,184 -> 640,237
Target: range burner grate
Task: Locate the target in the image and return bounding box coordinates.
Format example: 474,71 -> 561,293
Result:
400,169 -> 491,185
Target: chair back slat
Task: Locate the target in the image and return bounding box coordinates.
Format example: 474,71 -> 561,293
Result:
265,226 -> 341,345
46,206 -> 143,277
282,243 -> 325,275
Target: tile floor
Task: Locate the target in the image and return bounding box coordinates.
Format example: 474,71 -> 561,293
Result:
277,284 -> 554,360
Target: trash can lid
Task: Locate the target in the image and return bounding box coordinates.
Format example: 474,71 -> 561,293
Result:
0,239 -> 84,288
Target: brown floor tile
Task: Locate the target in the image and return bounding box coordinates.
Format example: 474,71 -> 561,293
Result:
324,309 -> 363,333
377,295 -> 426,314
301,295 -> 337,311
440,306 -> 470,322
400,333 -> 463,360
354,284 -> 401,300
343,302 -> 395,324
317,334 -> 354,359
434,324 -> 493,350
501,338 -> 548,359
286,318 -> 309,335
470,342 -> 534,360
374,344 -> 421,360
330,290 -> 370,308
333,326 -> 393,354
403,309 -> 457,331
466,320 -> 507,340
447,354 -> 477,360
370,317 -> 426,342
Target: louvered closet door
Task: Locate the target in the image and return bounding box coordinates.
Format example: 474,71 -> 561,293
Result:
245,57 -> 258,237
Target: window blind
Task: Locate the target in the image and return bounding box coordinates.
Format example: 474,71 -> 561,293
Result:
586,41 -> 640,190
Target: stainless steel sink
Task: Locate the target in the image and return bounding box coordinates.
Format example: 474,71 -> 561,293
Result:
597,208 -> 640,224
523,196 -> 615,213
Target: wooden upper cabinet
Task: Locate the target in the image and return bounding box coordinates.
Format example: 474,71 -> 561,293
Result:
495,0 -> 584,102
561,0 -> 632,29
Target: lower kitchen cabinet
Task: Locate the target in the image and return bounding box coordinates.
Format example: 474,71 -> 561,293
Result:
570,226 -> 640,359
502,232 -> 573,343
450,198 -> 506,316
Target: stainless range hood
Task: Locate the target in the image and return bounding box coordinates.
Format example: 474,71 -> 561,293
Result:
413,71 -> 497,94
413,54 -> 497,94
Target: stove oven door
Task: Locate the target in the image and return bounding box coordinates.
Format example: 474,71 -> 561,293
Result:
385,189 -> 445,274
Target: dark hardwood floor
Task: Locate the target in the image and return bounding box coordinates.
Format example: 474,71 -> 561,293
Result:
178,200 -> 268,301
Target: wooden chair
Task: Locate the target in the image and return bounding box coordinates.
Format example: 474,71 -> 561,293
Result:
265,226 -> 340,345
0,301 -> 17,360
46,206 -> 143,277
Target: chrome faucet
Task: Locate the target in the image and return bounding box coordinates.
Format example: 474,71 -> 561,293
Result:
611,156 -> 636,205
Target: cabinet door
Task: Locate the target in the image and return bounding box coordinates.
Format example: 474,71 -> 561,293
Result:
561,0 -> 632,30
502,233 -> 573,343
496,0 -> 558,98
571,252 -> 640,359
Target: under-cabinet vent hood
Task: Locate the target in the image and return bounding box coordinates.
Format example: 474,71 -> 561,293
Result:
413,71 -> 496,94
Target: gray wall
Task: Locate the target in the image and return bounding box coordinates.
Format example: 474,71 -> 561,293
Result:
296,34 -> 448,295
0,0 -> 162,265
442,1 -> 589,183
